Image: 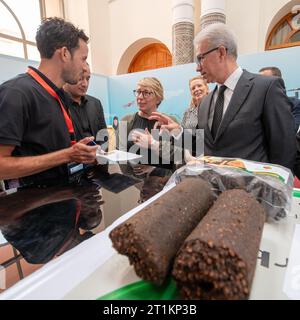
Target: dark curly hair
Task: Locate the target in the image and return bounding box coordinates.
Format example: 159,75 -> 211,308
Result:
36,17 -> 89,59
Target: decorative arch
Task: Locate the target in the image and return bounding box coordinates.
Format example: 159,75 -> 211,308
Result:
117,38 -> 172,75
266,2 -> 300,50
128,43 -> 172,73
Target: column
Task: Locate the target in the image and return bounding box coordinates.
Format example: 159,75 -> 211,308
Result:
200,0 -> 226,30
172,0 -> 195,65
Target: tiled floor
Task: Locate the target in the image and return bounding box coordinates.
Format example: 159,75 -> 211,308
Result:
0,243 -> 42,293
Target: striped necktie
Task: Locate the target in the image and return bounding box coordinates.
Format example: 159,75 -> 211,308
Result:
211,85 -> 227,139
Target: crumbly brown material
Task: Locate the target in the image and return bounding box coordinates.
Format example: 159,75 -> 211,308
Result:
172,189 -> 266,300
109,178 -> 214,285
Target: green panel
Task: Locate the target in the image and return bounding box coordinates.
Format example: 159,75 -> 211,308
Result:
98,277 -> 178,300
293,189 -> 300,198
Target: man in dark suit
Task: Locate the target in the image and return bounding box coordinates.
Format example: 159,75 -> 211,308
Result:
64,64 -> 108,149
150,23 -> 296,171
259,66 -> 300,132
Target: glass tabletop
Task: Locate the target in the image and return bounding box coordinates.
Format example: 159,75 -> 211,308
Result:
0,164 -> 170,293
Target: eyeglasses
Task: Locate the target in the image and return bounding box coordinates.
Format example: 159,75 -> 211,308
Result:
195,46 -> 221,65
133,90 -> 154,98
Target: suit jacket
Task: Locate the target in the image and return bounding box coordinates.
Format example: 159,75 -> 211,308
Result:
289,96 -> 300,131
195,70 -> 296,171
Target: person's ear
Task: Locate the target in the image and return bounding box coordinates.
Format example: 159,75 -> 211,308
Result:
219,46 -> 227,60
59,47 -> 71,62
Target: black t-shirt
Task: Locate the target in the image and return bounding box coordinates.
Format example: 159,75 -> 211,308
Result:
0,66 -> 71,186
67,96 -> 93,140
65,94 -> 108,147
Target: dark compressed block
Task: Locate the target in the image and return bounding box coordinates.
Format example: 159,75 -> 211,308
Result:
172,189 -> 266,300
109,178 -> 214,285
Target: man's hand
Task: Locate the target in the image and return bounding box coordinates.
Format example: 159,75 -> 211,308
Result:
68,137 -> 98,164
149,112 -> 180,133
0,137 -> 98,180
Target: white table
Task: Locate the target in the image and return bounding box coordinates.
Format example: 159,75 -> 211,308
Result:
1,185 -> 299,300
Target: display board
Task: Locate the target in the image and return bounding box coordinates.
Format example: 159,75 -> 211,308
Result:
0,54 -> 110,123
1,46 -> 300,127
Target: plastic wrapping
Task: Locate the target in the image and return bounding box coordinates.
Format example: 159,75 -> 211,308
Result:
166,156 -> 294,221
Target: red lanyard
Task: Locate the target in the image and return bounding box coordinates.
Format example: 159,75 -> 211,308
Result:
27,68 -> 76,145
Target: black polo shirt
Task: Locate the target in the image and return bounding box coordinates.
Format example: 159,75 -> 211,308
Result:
0,66 -> 71,187
65,93 -> 108,147
67,96 -> 92,140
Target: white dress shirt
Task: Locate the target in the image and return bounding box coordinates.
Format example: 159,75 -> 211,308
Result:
174,67 -> 244,140
208,66 -> 243,130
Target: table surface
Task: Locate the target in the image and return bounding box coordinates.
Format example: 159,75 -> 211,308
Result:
0,167 -> 148,292
63,191 -> 300,300
0,174 -> 299,300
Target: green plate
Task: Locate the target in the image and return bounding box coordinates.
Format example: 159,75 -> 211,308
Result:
98,277 -> 178,300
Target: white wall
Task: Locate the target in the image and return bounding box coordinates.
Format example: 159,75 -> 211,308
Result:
87,0 -> 112,76
62,0 -> 296,75
226,0 -> 295,55
64,0 -> 173,75
64,0 -> 92,67
64,0 -> 111,75
64,0 -> 90,34
44,0 -> 64,18
108,0 -> 173,75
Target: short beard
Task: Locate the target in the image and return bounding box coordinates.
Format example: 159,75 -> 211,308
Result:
62,69 -> 78,85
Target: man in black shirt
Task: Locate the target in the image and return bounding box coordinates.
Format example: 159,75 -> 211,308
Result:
0,18 -> 98,188
64,64 -> 108,149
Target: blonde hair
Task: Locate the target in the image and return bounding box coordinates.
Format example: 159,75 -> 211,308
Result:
189,76 -> 209,108
189,75 -> 208,88
137,77 -> 164,106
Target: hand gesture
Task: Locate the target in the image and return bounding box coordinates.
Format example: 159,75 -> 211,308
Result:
131,128 -> 152,149
149,112 -> 180,133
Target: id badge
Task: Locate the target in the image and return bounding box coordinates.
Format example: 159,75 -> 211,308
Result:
67,162 -> 85,184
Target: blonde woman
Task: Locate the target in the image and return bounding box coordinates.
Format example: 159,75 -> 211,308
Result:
121,77 -> 165,141
181,76 -> 209,129
119,77 -> 178,178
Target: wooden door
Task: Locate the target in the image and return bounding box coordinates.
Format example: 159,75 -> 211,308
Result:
128,43 -> 172,73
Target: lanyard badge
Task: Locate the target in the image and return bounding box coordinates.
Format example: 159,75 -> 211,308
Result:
27,68 -> 76,145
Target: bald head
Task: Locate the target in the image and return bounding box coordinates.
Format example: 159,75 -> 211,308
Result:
259,67 -> 282,78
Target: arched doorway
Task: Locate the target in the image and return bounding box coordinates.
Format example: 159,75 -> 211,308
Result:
128,43 -> 172,73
